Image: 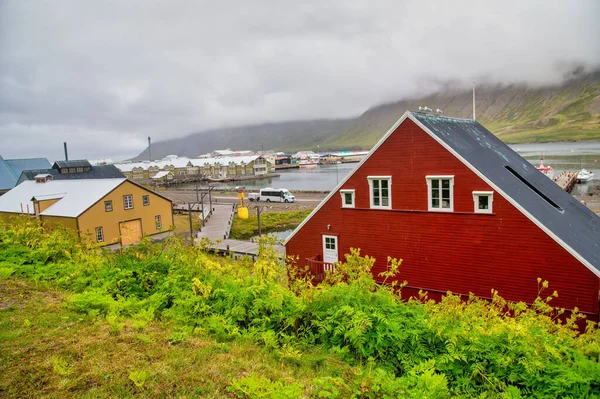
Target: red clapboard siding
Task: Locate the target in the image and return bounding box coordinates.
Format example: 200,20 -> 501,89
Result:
286,118 -> 600,320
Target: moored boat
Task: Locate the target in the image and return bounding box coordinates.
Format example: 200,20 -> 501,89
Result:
536,159 -> 554,180
298,159 -> 318,168
577,169 -> 594,182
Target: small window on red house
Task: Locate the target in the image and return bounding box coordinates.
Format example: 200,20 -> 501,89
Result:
473,191 -> 493,213
340,189 -> 355,208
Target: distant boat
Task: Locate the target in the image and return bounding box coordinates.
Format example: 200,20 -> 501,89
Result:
577,169 -> 594,183
207,176 -> 232,182
536,159 -> 554,180
298,159 -> 318,168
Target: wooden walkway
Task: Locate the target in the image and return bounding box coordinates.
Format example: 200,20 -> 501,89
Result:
196,203 -> 235,241
554,171 -> 578,193
194,204 -> 285,258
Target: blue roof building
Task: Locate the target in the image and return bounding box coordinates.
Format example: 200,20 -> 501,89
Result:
0,156 -> 52,193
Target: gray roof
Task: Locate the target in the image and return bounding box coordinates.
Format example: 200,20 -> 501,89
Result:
0,156 -> 52,191
53,159 -> 92,169
17,165 -> 125,185
410,111 -> 600,275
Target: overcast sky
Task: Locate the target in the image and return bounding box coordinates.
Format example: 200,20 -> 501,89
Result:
1,0 -> 599,161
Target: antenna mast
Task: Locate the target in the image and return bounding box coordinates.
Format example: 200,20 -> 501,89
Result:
472,81 -> 476,121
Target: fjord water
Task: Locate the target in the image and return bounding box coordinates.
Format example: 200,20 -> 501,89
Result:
207,142 -> 600,193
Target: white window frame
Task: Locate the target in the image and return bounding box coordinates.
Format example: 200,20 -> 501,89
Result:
104,200 -> 112,212
339,189 -> 355,208
123,194 -> 133,210
426,175 -> 454,212
367,176 -> 392,210
155,215 -> 162,230
473,191 -> 493,213
143,195 -> 150,206
96,226 -> 104,242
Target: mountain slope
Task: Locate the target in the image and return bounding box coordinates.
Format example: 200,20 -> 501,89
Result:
323,70 -> 600,149
134,70 -> 600,159
133,119 -> 351,161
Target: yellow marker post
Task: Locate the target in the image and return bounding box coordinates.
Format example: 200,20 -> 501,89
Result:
237,190 -> 249,219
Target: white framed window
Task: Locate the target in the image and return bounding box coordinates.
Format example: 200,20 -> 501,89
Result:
155,215 -> 162,229
143,195 -> 150,206
367,176 -> 391,209
339,189 -> 355,208
426,176 -> 454,212
96,226 -> 104,242
123,194 -> 133,210
104,200 -> 112,212
473,191 -> 493,213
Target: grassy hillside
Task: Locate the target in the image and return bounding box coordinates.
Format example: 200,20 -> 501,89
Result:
323,70 -> 600,149
1,217 -> 600,397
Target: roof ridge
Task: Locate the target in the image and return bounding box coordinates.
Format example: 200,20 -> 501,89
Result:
411,111 -> 477,122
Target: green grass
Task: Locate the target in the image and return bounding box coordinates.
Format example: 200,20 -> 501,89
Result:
172,213 -> 202,235
230,210 -> 311,239
0,279 -> 352,398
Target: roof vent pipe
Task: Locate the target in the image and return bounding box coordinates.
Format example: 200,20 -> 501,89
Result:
64,142 -> 69,161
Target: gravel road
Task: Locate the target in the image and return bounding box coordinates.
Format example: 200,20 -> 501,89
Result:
161,189 -> 327,213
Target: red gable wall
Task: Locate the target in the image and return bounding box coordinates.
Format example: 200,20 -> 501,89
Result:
286,118 -> 600,320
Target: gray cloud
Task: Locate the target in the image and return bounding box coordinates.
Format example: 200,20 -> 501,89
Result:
1,0 -> 599,161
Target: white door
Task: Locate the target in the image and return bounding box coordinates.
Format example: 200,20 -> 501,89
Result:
322,235 -> 338,264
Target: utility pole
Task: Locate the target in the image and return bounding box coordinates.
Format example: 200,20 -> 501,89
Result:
472,81 -> 476,121
256,206 -> 263,236
187,203 -> 193,245
208,185 -> 213,214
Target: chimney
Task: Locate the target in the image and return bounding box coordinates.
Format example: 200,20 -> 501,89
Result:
148,137 -> 152,161
64,142 -> 69,161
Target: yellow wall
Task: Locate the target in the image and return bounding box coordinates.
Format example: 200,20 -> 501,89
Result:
77,181 -> 173,246
0,212 -> 31,223
40,215 -> 78,231
38,198 -> 61,213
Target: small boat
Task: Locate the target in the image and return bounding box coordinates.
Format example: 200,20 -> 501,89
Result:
536,159 -> 554,180
577,169 -> 594,183
298,159 -> 318,168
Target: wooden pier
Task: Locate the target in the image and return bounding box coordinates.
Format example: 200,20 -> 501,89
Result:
194,203 -> 285,258
553,171 -> 578,193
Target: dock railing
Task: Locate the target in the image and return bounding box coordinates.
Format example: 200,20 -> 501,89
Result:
305,255 -> 335,282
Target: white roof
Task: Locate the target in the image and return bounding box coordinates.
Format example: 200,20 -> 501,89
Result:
0,178 -> 126,217
152,171 -> 171,179
115,155 -> 263,172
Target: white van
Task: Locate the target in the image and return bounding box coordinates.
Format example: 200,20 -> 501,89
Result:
248,188 -> 295,203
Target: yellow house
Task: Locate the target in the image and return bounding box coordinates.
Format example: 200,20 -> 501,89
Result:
0,178 -> 173,248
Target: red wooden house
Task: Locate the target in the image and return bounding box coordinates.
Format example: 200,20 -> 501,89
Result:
285,111 -> 600,321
